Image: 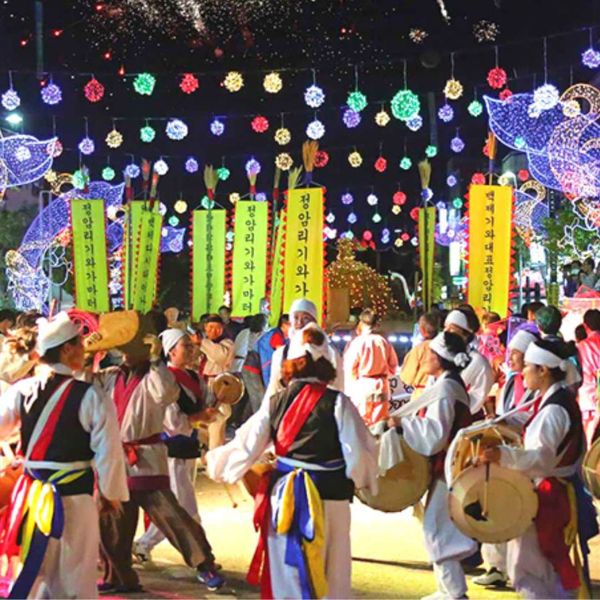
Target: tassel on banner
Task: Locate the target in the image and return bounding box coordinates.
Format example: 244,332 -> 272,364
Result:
302,141 -> 318,185
204,165 -> 220,202
272,167 -> 282,204
418,159 -> 432,191
288,166 -> 303,191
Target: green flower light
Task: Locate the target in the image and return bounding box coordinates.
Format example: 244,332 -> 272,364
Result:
217,167 -> 230,181
391,89 -> 420,121
347,90 -> 368,113
425,145 -> 438,158
452,197 -> 463,209
168,215 -> 180,227
72,169 -> 87,190
400,156 -> 412,170
201,195 -> 215,209
140,125 -> 156,143
133,73 -> 156,95
468,100 -> 483,117
102,166 -> 115,181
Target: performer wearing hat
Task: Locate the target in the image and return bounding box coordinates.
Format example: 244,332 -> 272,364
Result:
206,325 -> 377,598
480,339 -> 597,599
0,311 -> 128,598
389,331 -> 477,599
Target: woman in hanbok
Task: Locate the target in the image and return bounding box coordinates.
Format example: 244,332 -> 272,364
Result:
206,324 -> 377,599
390,331 -> 477,599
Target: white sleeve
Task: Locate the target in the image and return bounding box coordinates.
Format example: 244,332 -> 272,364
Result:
463,353 -> 494,414
401,396 -> 456,456
145,361 -> 179,407
201,338 -> 235,370
206,401 -> 272,484
334,394 -> 378,493
331,345 -> 345,393
264,346 -> 284,401
79,384 -> 129,501
499,405 -> 571,479
0,382 -> 23,440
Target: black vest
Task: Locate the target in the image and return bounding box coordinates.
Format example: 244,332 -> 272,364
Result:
269,379 -> 353,501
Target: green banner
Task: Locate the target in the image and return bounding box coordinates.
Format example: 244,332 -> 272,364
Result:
231,201 -> 269,317
192,210 -> 226,321
418,207 -> 436,312
71,199 -> 110,313
268,212 -> 285,328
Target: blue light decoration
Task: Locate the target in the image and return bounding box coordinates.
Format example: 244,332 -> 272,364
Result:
381,228 -> 391,244
347,212 -> 357,224
1,87 -> 20,111
533,83 -> 560,111
255,192 -> 267,202
343,108 -> 361,128
306,119 -> 325,140
78,136 -> 95,155
304,84 -> 325,108
124,163 -> 140,178
154,159 -> 169,175
582,48 -> 600,69
160,226 -> 186,253
185,157 -> 199,173
210,118 -> 225,136
341,192 -> 354,205
165,118 -> 188,140
406,115 -> 423,131
447,174 -> 458,186
450,135 -> 465,153
438,103 -> 454,123
245,158 -> 261,175
40,81 -> 62,105
0,134 -> 56,193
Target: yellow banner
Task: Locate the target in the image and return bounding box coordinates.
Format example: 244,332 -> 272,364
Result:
231,201 -> 269,317
467,185 -> 513,317
418,207 -> 436,312
70,199 -> 110,313
268,213 -> 285,328
283,188 -> 324,322
191,210 -> 226,321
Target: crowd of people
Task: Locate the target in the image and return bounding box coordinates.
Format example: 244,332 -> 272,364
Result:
0,297 -> 596,598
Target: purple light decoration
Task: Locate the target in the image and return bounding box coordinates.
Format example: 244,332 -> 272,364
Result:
160,227 -> 186,253
341,192 -> 354,205
40,82 -> 62,105
347,212 -> 357,224
343,108 -> 361,128
255,192 -> 267,202
406,115 -> 423,131
447,174 -> 458,187
78,136 -> 95,155
0,134 -> 56,189
210,118 -> 225,136
1,88 -> 20,111
438,103 -> 454,123
185,157 -> 199,173
450,135 -> 465,153
124,163 -> 140,178
245,158 -> 261,175
582,48 -> 600,69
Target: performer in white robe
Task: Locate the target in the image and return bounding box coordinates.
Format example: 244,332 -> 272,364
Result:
0,312 -> 128,599
389,331 -> 477,600
207,325 -> 377,599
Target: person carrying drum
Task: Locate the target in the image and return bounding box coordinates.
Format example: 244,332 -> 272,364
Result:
479,339 -> 597,599
205,324 -> 377,598
388,331 -> 477,600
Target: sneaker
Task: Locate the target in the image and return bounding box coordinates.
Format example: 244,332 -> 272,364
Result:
97,582 -> 116,595
132,541 -> 151,563
197,567 -> 225,591
472,567 -> 508,587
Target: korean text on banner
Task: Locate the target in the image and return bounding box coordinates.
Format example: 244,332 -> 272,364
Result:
418,207 -> 436,312
268,214 -> 285,328
231,201 -> 269,317
192,210 -> 226,321
467,184 -> 513,317
283,188 -> 324,322
70,199 -> 110,313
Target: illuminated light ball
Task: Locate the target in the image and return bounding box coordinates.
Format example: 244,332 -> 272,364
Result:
133,72 -> 156,95
363,230 -> 373,242
105,128 -> 123,148
1,88 -> 20,111
391,89 -> 420,121
210,118 -> 225,136
410,237 -> 419,247
421,187 -> 434,201
343,108 -> 361,128
409,207 -> 420,221
435,201 -> 446,210
306,119 -> 325,140
263,72 -> 283,94
527,102 -> 542,119
102,166 -> 115,181
223,71 -> 244,92
400,156 -> 412,170
393,191 -> 407,205
315,150 -> 329,168
374,157 -> 387,173
367,193 -> 379,206
381,227 -> 390,242
274,127 -> 291,145
487,67 -> 507,89
468,100 -> 483,117
514,135 -> 526,149
452,197 -> 464,209
471,172 -> 486,185
179,73 -> 199,94
394,237 -> 404,248
154,159 -> 169,175
347,212 -> 357,225
582,48 -> 600,69
50,139 -> 63,157
425,144 -> 438,158
401,232 -> 411,242
348,151 -> 363,168
533,83 -> 560,111
168,215 -> 180,227
498,173 -> 512,186
447,174 -> 457,187
201,195 -> 215,209
443,78 -> 463,100
217,166 -> 230,181
245,158 -> 261,175
391,205 -> 402,215
341,192 -> 354,205
15,146 -> 31,162
499,88 -> 513,101
124,163 -> 140,178
174,200 -> 188,213
78,136 -> 95,155
347,90 -> 368,112
406,115 -> 423,131
158,202 -> 167,216
375,109 -> 390,127
84,77 -> 104,102
41,81 -> 62,105
450,136 -> 464,153
140,125 -> 156,142
518,169 -> 530,182
304,84 -> 325,108
275,153 -> 293,171
251,115 -> 269,133
438,103 -> 454,122
166,118 -> 189,140
255,192 -> 267,202
72,169 -> 87,190
372,212 -> 382,224
326,212 -> 335,224
106,205 -> 118,221
562,99 -> 581,118
185,157 -> 199,173
229,192 -> 240,204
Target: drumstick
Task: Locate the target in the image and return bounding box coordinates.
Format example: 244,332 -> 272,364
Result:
223,483 -> 238,509
482,462 -> 490,518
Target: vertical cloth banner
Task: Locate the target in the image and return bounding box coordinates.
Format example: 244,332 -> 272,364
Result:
268,212 -> 285,328
283,188 -> 324,322
70,199 -> 110,313
467,184 -> 514,317
418,207 -> 436,312
231,201 -> 269,317
191,210 -> 226,321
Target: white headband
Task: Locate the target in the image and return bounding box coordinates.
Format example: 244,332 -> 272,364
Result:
524,343 -> 569,371
159,328 -> 187,356
508,330 -> 538,354
289,298 -> 318,322
287,323 -> 336,369
444,310 -> 473,333
36,311 -> 80,357
429,332 -> 470,369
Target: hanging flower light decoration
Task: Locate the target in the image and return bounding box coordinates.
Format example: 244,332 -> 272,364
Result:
562,99 -> 581,118
304,84 -> 325,108
84,77 -> 104,102
425,145 -> 438,158
499,88 -> 513,101
217,167 -> 230,181
180,73 -> 199,94
343,109 -> 361,128
391,205 -> 402,215
168,216 -> 180,227
166,118 -> 189,140
72,169 -> 87,190
263,72 -> 283,93
251,115 -> 269,133
367,193 -> 379,206
533,83 -> 560,110
372,213 -> 382,224
487,67 -> 507,89
393,191 -> 407,205
274,127 -> 291,145
518,169 -> 530,182
185,157 -> 199,173
275,152 -> 293,171
50,139 -> 63,158
347,212 -> 358,225
133,72 -> 156,95
409,28 -> 428,44
78,136 -> 95,155
375,109 -> 391,127
406,115 -> 423,131
315,150 -> 329,168
582,48 -> 600,69
245,158 -> 261,176
41,80 -> 62,105
468,100 -> 483,117
306,119 -> 325,140
1,81 -> 20,111
154,159 -> 169,175
223,71 -> 244,92
443,79 -> 463,100
471,172 -> 486,185
210,118 -> 225,136
124,163 -> 140,178
105,127 -> 123,148
447,174 -> 458,186
175,200 -> 188,213
348,151 -> 362,167
374,157 -> 387,173
473,20 -> 499,43
326,212 -> 336,224
347,90 -> 368,112
341,193 -> 354,205
438,103 -> 454,122
391,89 -> 420,121
102,166 -> 115,181
140,124 -> 156,142
450,135 -> 465,153
400,156 -> 412,170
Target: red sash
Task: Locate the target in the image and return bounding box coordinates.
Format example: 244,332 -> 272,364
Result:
114,370 -> 144,425
168,367 -> 205,402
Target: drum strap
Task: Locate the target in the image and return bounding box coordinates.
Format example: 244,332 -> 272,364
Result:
169,367 -> 205,402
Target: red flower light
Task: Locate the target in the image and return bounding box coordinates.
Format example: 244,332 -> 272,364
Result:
84,77 -> 104,103
518,169 -> 530,182
180,73 -> 199,94
374,156 -> 388,173
401,232 -> 411,241
363,230 -> 373,242
409,207 -> 419,221
251,115 -> 269,133
471,172 -> 486,185
499,88 -> 513,101
487,67 -> 507,90
393,191 -> 407,205
315,150 -> 329,168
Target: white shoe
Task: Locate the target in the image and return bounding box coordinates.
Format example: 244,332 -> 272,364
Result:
472,567 -> 508,587
132,541 -> 152,563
